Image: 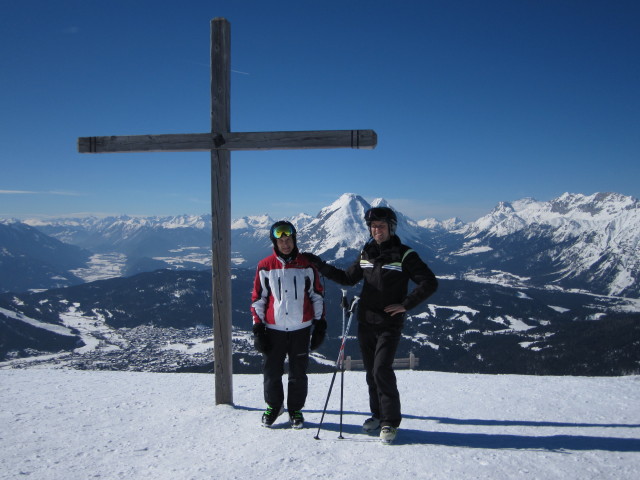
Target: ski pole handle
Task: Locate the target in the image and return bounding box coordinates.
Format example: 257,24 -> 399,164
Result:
340,289 -> 349,310
349,296 -> 360,313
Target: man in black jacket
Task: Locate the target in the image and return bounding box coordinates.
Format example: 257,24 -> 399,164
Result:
304,207 -> 437,444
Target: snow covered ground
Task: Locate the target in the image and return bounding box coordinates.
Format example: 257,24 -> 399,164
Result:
70,253 -> 128,282
1,369 -> 639,479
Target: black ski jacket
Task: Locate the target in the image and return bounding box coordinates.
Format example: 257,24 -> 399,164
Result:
317,235 -> 438,328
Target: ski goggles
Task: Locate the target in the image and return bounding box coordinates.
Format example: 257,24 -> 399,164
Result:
272,224 -> 295,239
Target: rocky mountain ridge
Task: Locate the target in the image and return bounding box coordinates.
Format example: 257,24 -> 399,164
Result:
2,191 -> 638,298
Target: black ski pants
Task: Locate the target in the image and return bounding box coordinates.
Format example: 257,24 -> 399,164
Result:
358,322 -> 402,428
263,327 -> 311,413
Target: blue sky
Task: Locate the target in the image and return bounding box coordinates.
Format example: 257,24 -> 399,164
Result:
1,0 -> 638,222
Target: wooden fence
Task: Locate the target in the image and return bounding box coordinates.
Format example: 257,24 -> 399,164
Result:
344,352 -> 419,370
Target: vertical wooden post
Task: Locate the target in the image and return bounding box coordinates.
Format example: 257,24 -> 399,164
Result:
211,18 -> 233,405
77,17 -> 376,405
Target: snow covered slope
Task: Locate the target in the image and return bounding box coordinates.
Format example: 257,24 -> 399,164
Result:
1,369 -> 639,480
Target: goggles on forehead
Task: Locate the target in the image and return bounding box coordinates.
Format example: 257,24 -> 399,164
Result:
272,224 -> 294,239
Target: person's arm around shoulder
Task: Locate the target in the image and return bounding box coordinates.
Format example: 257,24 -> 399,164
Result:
301,252 -> 363,286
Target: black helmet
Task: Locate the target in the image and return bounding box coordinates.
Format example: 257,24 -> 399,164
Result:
270,220 -> 297,247
364,207 -> 397,236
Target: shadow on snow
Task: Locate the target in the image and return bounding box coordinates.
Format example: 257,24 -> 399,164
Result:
234,405 -> 640,452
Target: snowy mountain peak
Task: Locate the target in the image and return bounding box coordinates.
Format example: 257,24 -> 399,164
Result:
467,201 -> 525,237
418,217 -> 466,231
467,192 -> 640,238
454,191 -> 640,296
231,214 -> 273,231
296,194 -> 431,261
157,215 -> 210,230
321,193 -> 369,214
287,213 -> 314,230
370,197 -> 391,208
300,193 -> 371,259
25,214 -> 212,232
550,192 -> 639,217
0,218 -> 24,226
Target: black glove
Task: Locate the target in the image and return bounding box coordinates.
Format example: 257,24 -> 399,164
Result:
310,319 -> 327,351
252,323 -> 270,354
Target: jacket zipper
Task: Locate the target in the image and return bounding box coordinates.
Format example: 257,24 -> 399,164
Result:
277,277 -> 282,302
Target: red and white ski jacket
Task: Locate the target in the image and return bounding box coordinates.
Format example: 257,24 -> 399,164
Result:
251,250 -> 325,332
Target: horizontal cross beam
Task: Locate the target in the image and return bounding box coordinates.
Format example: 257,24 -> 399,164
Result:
78,130 -> 377,153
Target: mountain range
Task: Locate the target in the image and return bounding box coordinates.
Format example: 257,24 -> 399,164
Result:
3,191 -> 639,297
1,191 -> 639,375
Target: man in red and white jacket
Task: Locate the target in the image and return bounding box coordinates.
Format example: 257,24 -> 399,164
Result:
251,220 -> 325,429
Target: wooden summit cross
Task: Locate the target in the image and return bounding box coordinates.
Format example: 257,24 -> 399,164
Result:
77,18 -> 377,405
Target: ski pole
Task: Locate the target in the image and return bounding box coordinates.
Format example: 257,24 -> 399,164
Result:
313,365 -> 338,440
338,296 -> 359,439
341,289 -> 348,337
338,288 -> 349,439
314,293 -> 348,440
339,353 -> 346,439
314,295 -> 359,440
338,289 -> 348,439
